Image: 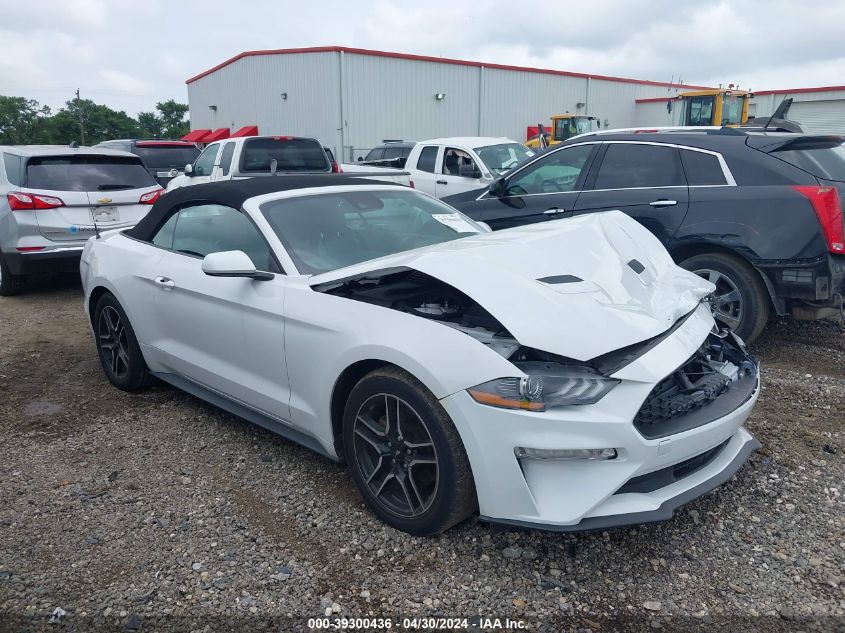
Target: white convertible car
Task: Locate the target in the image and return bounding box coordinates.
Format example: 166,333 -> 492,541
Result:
81,176 -> 761,535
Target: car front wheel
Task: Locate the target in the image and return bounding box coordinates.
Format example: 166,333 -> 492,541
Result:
680,252 -> 770,343
93,293 -> 154,392
343,367 -> 476,535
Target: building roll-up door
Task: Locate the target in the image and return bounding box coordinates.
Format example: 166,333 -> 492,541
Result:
789,100 -> 845,134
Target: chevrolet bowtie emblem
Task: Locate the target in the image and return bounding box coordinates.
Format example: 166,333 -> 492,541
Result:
97,197 -> 112,204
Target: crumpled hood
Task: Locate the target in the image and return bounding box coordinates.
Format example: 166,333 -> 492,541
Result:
310,211 -> 714,360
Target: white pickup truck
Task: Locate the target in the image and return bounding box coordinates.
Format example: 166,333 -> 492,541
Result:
167,135 -> 409,191
403,137 -> 535,198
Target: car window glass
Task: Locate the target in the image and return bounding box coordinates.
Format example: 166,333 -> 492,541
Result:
3,153 -> 23,186
506,144 -> 593,195
219,142 -> 236,176
594,144 -> 684,189
442,148 -> 478,177
680,149 -> 727,186
364,148 -> 385,161
133,146 -> 200,170
771,141 -> 845,183
475,143 -> 535,176
171,204 -> 275,271
240,137 -> 330,172
383,146 -> 403,162
192,144 -> 219,177
416,146 -> 438,173
152,213 -> 178,249
25,156 -> 156,192
260,189 -> 482,275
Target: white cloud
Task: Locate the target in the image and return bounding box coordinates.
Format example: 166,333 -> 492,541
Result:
0,0 -> 842,115
97,70 -> 151,96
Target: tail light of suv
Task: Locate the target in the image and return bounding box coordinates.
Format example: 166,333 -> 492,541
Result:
139,189 -> 165,205
7,192 -> 65,211
793,186 -> 845,254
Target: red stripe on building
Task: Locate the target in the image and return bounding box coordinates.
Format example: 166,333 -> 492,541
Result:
185,46 -> 712,90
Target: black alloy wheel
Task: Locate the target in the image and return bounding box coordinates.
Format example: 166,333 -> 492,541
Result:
352,393 -> 439,518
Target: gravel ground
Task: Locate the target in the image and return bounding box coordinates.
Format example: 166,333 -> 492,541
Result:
1,276 -> 843,632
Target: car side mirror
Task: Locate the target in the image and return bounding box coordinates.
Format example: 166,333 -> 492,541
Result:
184,163 -> 194,176
489,177 -> 506,197
357,156 -> 363,162
201,250 -> 274,281
459,163 -> 481,179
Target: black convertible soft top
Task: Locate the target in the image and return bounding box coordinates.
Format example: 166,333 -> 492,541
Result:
125,175 -> 398,242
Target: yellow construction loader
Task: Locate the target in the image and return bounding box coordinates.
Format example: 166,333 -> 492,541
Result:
524,114 -> 596,149
677,89 -> 752,127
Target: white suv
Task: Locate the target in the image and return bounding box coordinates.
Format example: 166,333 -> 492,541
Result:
0,145 -> 163,295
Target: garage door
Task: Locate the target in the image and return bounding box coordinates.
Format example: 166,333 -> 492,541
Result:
789,100 -> 845,134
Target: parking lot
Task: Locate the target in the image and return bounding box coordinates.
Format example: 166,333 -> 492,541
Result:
0,275 -> 842,631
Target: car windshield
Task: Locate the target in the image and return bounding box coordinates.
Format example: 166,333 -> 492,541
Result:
260,189 -> 483,275
133,145 -> 200,169
475,143 -> 535,175
25,155 -> 157,191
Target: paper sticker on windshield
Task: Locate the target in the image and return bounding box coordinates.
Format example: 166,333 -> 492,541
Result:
432,214 -> 477,233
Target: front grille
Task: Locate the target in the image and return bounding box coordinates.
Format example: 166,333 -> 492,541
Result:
633,333 -> 757,439
614,439 -> 729,495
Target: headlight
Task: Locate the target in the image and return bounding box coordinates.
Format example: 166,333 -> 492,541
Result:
467,362 -> 619,411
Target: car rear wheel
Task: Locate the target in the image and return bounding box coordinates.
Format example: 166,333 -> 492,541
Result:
94,293 -> 154,391
342,366 -> 476,535
0,251 -> 26,296
680,252 -> 770,343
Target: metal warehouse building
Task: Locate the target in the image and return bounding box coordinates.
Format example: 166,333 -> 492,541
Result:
186,46 -> 845,159
185,46 -> 710,161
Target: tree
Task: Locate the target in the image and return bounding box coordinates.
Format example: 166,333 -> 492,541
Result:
0,96 -> 51,144
156,99 -> 190,139
57,98 -> 140,145
0,94 -> 190,144
137,111 -> 164,138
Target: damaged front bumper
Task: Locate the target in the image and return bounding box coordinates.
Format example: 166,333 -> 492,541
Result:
440,303 -> 761,532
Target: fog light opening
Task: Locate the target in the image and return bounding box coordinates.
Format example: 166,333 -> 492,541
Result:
514,447 -> 618,461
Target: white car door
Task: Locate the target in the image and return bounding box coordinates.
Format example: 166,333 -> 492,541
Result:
185,142 -> 221,186
144,202 -> 291,421
408,145 -> 441,195
435,146 -> 488,198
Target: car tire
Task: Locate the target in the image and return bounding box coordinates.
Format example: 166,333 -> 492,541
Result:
0,250 -> 26,296
93,293 -> 154,392
680,252 -> 770,343
342,366 -> 477,536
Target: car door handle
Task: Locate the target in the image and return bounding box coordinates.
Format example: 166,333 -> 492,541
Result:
436,180 -> 448,185
543,207 -> 570,215
649,199 -> 677,207
153,276 -> 175,289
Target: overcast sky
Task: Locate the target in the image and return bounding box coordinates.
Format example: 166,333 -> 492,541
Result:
2,0 -> 843,116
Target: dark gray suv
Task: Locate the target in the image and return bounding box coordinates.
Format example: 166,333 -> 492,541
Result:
444,129 -> 845,342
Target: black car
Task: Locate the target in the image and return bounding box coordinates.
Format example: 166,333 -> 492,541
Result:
359,141 -> 415,168
94,139 -> 201,186
444,129 -> 845,342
